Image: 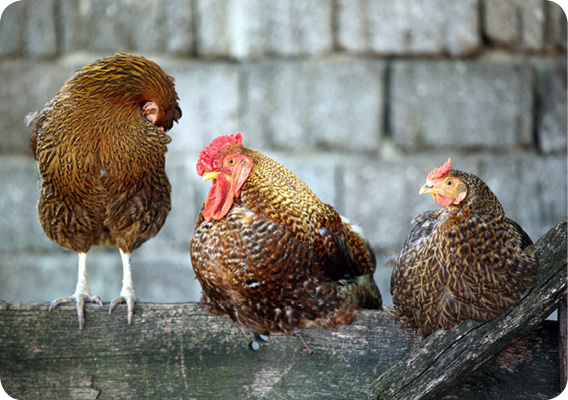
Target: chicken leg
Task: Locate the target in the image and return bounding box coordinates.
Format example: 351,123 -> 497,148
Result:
109,249 -> 137,324
49,252 -> 103,330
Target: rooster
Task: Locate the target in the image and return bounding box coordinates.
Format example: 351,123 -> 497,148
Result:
27,53 -> 181,329
190,133 -> 381,349
390,158 -> 537,337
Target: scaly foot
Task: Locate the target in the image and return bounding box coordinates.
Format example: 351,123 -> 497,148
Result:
49,292 -> 103,330
109,289 -> 137,325
110,249 -> 137,325
50,252 -> 102,329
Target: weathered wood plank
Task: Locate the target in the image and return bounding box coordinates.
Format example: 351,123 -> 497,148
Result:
559,299 -> 567,390
370,218 -> 567,400
0,304 -> 560,400
0,302 -> 417,400
0,219 -> 564,399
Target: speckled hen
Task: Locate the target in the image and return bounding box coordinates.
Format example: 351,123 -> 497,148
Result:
27,53 -> 181,328
190,133 -> 381,348
391,158 -> 537,337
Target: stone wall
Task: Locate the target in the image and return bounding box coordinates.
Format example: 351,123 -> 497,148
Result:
0,0 -> 566,308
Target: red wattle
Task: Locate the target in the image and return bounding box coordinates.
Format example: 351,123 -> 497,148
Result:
204,176 -> 234,221
434,193 -> 452,207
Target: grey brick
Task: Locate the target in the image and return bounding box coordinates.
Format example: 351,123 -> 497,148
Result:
0,250 -> 199,303
534,60 -> 567,154
198,0 -> 333,58
391,60 -> 534,150
442,1 -> 481,55
483,0 -> 517,46
123,1 -> 167,54
0,157 -> 54,254
519,0 -> 546,50
0,1 -> 25,58
478,154 -> 567,241
266,0 -> 333,56
226,0 -> 262,58
374,254 -> 393,307
139,160 -> 199,252
483,0 -> 547,50
240,59 -> 386,153
339,152 -> 566,253
337,0 -> 480,56
161,0 -> 194,56
339,157 -> 445,252
195,0 -> 231,56
127,0 -> 194,56
57,0 -> 193,56
56,0 -> 92,54
80,0 -> 129,53
164,61 -> 239,157
26,0 -> 57,57
335,0 -> 365,53
134,251 -> 201,303
546,1 -> 567,50
0,60 -> 77,154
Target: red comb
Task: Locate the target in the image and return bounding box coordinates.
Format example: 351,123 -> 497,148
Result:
196,132 -> 243,176
427,158 -> 452,181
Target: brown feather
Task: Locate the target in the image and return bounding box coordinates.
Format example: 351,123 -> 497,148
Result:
29,53 -> 180,255
191,141 -> 381,337
391,168 -> 537,337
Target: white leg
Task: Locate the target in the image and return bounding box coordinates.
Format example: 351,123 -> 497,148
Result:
75,252 -> 91,295
109,249 -> 137,324
49,252 -> 103,330
119,249 -> 135,298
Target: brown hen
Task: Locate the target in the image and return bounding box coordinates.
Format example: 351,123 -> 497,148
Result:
390,158 -> 537,337
190,133 -> 381,349
27,53 -> 181,328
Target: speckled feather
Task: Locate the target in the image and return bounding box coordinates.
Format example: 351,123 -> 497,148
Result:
191,146 -> 381,336
391,169 -> 537,337
28,53 -> 181,254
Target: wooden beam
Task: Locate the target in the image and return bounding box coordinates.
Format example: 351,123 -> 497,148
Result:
559,298 -> 567,391
0,305 -> 560,399
0,219 -> 565,399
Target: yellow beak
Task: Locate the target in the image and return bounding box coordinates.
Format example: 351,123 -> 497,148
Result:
202,171 -> 220,182
419,182 -> 435,195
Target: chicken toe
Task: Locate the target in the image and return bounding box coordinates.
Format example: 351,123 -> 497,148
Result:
49,292 -> 103,330
109,249 -> 137,324
49,252 -> 102,329
109,290 -> 137,325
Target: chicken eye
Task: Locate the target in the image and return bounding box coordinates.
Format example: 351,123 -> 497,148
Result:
446,179 -> 454,186
228,158 -> 236,165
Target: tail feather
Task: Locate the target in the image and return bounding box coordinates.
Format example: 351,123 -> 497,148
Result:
339,275 -> 382,310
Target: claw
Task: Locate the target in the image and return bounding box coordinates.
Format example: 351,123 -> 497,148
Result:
49,293 -> 103,330
50,252 -> 102,329
294,333 -> 314,355
109,293 -> 137,325
110,249 -> 137,325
